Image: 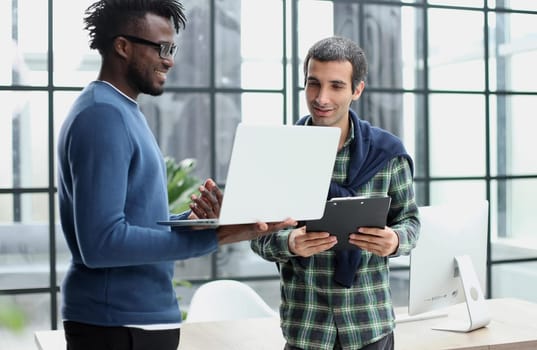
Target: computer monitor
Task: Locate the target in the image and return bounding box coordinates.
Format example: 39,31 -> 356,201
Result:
397,200 -> 490,332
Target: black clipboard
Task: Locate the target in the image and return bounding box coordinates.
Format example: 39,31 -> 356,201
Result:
305,196 -> 391,251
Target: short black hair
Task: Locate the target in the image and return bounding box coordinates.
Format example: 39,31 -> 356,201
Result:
84,0 -> 187,54
303,36 -> 368,91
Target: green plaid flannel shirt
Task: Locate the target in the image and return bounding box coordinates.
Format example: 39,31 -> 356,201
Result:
251,129 -> 420,350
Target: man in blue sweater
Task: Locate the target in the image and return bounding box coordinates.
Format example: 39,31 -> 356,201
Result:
57,1 -> 295,349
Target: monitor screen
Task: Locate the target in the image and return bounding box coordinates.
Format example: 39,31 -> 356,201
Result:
402,200 -> 490,331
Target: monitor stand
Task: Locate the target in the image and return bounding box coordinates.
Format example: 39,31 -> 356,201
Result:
395,309 -> 448,324
431,255 -> 491,332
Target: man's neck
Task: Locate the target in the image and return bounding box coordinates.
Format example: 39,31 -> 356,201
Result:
97,61 -> 139,100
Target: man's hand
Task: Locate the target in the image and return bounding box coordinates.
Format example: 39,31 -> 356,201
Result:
288,226 -> 337,257
216,218 -> 297,245
348,226 -> 399,256
188,178 -> 223,220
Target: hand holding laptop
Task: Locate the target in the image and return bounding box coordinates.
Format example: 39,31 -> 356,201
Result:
189,178 -> 297,245
216,218 -> 297,245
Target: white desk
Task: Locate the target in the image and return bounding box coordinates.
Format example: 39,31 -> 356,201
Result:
35,298 -> 537,350
394,298 -> 537,350
34,329 -> 65,350
33,318 -> 284,350
179,317 -> 284,349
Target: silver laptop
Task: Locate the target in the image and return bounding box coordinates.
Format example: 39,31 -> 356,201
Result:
158,123 -> 340,227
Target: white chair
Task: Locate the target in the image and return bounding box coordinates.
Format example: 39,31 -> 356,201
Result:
185,279 -> 278,323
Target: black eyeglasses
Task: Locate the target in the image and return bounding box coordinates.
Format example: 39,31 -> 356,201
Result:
117,34 -> 177,59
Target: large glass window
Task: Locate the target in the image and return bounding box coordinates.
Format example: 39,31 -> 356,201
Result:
428,8 -> 485,91
53,0 -> 100,87
1,1 -> 48,86
429,94 -> 487,177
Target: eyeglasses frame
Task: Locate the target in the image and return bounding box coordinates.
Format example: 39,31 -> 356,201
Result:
115,34 -> 177,59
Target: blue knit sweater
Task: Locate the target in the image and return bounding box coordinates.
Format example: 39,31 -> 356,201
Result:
57,81 -> 218,326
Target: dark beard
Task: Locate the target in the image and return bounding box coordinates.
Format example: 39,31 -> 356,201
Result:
127,64 -> 164,96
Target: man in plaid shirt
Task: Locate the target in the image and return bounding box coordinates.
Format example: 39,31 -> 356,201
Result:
250,36 -> 420,350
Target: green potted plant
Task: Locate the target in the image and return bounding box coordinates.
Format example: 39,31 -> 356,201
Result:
165,156 -> 202,320
0,301 -> 26,332
165,157 -> 202,214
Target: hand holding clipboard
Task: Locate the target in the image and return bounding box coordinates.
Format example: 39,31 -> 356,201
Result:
304,196 -> 391,251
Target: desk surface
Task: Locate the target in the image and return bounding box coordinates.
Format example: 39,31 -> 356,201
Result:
179,317 -> 284,350
35,298 -> 537,350
394,298 -> 537,350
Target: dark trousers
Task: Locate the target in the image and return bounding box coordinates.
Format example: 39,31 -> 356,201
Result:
284,331 -> 394,350
63,321 -> 180,350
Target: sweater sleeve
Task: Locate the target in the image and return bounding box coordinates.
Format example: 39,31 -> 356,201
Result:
64,104 -> 217,268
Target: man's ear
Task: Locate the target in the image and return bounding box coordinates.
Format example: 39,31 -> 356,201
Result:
352,80 -> 365,101
113,36 -> 130,60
